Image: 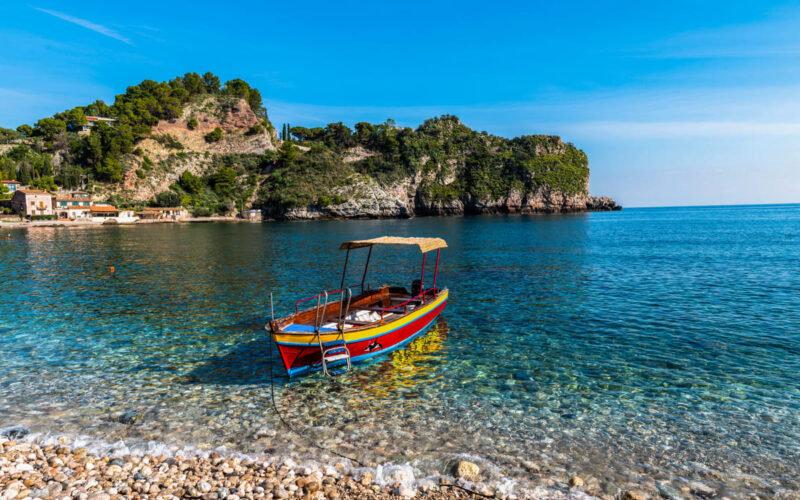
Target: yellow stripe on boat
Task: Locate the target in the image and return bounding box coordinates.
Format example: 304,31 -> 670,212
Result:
272,289 -> 448,346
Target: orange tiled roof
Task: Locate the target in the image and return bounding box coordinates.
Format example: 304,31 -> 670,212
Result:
90,205 -> 117,212
17,189 -> 51,195
1,180 -> 21,184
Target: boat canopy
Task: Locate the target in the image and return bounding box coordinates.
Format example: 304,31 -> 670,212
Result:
340,236 -> 447,253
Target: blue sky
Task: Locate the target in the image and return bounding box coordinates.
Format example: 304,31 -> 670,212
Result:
2,1 -> 800,206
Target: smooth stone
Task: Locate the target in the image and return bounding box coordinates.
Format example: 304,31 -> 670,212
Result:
569,476 -> 585,487
657,483 -> 683,500
454,461 -> 480,482
115,411 -> 141,425
272,487 -> 289,499
689,481 -> 715,498
621,490 -> 648,500
392,486 -> 415,498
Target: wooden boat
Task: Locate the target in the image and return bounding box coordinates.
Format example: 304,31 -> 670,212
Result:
268,236 -> 449,377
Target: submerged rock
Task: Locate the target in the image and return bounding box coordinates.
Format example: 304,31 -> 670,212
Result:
1,426 -> 29,440
115,410 -> 142,425
569,475 -> 585,487
621,490 -> 649,500
454,460 -> 481,481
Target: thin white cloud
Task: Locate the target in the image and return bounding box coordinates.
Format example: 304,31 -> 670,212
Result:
563,120 -> 800,139
627,8 -> 800,60
35,7 -> 132,45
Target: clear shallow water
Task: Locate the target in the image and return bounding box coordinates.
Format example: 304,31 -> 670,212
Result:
1,205 -> 799,497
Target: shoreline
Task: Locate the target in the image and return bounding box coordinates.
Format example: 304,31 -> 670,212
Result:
0,430 -> 559,500
0,439 -> 474,500
0,425 -> 682,500
0,207 -> 621,230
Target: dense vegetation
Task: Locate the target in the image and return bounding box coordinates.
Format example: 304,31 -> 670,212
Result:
257,115 -> 589,212
1,73 -> 592,217
0,72 -> 266,190
131,153 -> 272,216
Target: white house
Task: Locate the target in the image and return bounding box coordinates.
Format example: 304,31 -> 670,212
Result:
90,205 -> 139,224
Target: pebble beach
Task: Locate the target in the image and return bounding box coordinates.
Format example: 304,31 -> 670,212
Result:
0,439 -> 482,500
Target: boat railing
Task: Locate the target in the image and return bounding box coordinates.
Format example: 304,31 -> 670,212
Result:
295,284 -> 361,314
380,287 -> 437,320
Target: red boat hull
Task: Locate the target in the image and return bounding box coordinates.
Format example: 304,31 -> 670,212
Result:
274,297 -> 447,377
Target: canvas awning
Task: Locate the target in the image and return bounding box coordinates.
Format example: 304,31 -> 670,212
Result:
340,236 -> 447,253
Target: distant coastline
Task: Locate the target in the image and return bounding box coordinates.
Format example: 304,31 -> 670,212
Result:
1,73 -> 617,223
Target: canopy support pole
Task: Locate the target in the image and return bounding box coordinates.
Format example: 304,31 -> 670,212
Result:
420,253 -> 426,303
432,248 -> 441,293
360,245 -> 373,293
340,248 -> 350,290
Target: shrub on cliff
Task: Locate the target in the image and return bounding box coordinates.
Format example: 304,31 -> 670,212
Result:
187,118 -> 198,130
96,156 -> 122,182
179,170 -> 204,194
153,190 -> 181,207
205,127 -> 223,143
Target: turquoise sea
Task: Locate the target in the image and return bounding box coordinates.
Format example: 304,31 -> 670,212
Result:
1,205 -> 799,497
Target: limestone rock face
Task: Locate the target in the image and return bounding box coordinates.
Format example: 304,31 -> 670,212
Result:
102,96 -> 276,204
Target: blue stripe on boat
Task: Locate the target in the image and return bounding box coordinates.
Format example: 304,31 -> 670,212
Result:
282,324 -> 338,333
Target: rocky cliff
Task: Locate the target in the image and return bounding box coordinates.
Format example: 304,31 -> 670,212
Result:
261,115 -> 619,220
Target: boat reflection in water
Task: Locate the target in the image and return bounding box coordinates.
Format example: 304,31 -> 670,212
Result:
348,318 -> 450,408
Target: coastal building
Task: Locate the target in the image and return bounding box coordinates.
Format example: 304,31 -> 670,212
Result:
10,189 -> 54,216
90,205 -> 138,223
53,193 -> 93,220
135,207 -> 187,221
241,209 -> 262,221
1,180 -> 22,194
76,116 -> 117,133
58,206 -> 92,220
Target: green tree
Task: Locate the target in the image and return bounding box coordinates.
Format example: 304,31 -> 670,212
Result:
205,127 -> 223,143
33,118 -> 67,141
30,176 -> 57,191
16,124 -> 32,137
0,183 -> 10,200
182,72 -> 205,94
179,169 -> 203,194
64,108 -> 87,129
96,156 -> 122,182
210,166 -> 237,195
277,141 -> 299,166
187,117 -> 198,130
203,72 -> 221,93
0,127 -> 20,142
154,190 -> 181,207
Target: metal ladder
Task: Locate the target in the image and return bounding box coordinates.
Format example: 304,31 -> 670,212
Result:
314,289 -> 352,376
